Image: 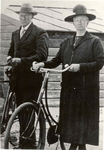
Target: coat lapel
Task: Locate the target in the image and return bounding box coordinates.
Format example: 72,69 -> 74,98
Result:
70,31 -> 92,50
16,23 -> 35,49
14,28 -> 21,50
69,34 -> 75,48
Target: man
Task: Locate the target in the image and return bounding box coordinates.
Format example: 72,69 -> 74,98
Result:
32,4 -> 104,150
5,3 -> 49,148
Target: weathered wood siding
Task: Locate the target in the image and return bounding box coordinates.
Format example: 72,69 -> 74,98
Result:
0,14 -> 21,99
0,14 -> 104,107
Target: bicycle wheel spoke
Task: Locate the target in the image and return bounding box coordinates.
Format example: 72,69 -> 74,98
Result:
9,118 -> 20,147
4,102 -> 46,149
1,92 -> 16,134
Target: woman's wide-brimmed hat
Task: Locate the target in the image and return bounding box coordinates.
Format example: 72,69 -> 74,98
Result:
16,3 -> 37,15
65,4 -> 96,22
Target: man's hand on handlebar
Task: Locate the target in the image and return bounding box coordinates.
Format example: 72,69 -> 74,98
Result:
12,58 -> 21,66
7,56 -> 21,67
32,62 -> 45,73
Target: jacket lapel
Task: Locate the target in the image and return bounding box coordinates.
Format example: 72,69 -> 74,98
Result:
70,31 -> 93,50
16,23 -> 35,49
69,34 -> 75,48
14,28 -> 21,49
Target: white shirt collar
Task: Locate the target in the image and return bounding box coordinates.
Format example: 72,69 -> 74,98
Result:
21,22 -> 32,31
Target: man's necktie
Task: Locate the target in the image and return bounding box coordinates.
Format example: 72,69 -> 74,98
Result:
20,28 -> 26,38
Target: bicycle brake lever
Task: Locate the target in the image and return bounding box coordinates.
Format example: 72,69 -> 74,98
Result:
30,67 -> 34,71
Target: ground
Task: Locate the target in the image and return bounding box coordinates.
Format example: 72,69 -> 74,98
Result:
0,100 -> 104,150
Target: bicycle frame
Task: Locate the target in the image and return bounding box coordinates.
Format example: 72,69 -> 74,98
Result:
30,66 -> 71,132
37,71 -> 49,104
3,66 -> 71,149
0,81 -> 9,123
0,63 -> 16,128
31,71 -> 55,133
0,80 -> 16,134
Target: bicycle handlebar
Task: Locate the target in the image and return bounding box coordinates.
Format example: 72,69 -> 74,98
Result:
31,66 -> 70,73
1,63 -> 70,73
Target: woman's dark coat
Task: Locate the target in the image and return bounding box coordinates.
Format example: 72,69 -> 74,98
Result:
44,31 -> 104,145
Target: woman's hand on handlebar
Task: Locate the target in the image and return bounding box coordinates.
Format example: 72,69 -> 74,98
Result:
65,64 -> 80,72
32,62 -> 45,73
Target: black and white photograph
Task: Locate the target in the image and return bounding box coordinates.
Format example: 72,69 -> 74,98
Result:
0,0 -> 104,149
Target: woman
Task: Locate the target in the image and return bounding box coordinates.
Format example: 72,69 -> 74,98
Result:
32,4 -> 104,150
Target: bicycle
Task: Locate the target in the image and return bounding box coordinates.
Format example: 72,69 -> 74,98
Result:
0,70 -> 16,129
0,63 -> 17,146
4,66 -> 70,149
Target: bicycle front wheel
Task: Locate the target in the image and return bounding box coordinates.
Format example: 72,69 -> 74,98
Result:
4,102 -> 46,149
1,92 -> 16,134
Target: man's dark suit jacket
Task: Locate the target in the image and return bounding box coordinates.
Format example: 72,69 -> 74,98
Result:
8,23 -> 49,90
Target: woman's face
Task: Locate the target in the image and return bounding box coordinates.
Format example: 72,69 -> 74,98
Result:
73,15 -> 89,31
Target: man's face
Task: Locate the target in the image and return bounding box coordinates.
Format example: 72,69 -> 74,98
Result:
73,15 -> 89,31
19,13 -> 33,27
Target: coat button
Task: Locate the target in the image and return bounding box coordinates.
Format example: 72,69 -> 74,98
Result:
74,87 -> 76,89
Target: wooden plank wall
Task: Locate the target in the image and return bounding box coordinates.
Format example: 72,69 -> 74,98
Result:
0,14 -> 21,99
0,14 -> 104,107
